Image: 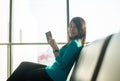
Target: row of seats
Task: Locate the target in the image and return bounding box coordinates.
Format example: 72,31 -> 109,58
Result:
67,32 -> 120,81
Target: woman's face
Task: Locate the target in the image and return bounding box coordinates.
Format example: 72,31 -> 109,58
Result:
68,21 -> 79,39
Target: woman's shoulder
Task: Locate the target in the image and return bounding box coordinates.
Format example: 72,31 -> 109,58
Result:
69,40 -> 82,47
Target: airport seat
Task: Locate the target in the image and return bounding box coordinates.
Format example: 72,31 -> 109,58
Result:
96,32 -> 120,81
68,32 -> 120,81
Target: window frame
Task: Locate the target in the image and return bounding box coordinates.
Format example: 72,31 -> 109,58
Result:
2,0 -> 69,78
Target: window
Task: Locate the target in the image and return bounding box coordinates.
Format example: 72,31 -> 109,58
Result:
70,0 -> 120,42
12,0 -> 67,71
0,0 -> 9,80
0,46 -> 7,81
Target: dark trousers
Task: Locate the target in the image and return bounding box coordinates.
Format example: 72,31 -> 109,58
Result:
7,62 -> 53,81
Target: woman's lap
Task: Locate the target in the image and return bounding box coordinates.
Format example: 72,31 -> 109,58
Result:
7,62 -> 53,81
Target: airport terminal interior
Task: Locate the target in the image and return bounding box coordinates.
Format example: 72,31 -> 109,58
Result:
0,0 -> 120,81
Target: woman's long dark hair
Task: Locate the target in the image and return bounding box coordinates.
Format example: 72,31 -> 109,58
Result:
67,17 -> 86,45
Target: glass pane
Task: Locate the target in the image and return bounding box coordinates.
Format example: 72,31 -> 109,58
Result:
12,44 -> 64,72
70,0 -> 120,42
0,0 -> 9,43
0,46 -> 7,81
12,0 -> 67,43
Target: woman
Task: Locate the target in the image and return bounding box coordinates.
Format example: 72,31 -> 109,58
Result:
7,17 -> 86,81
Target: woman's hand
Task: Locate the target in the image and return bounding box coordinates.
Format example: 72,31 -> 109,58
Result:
48,37 -> 58,50
48,37 -> 59,57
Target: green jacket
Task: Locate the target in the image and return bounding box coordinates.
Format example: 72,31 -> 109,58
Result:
45,40 -> 82,81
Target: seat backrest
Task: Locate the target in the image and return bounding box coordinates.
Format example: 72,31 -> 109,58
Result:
70,34 -> 113,81
96,32 -> 120,81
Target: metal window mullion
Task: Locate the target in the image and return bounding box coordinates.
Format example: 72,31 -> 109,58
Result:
66,0 -> 69,28
7,0 -> 13,78
66,0 -> 69,40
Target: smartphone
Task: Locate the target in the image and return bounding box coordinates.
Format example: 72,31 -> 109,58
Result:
45,31 -> 52,41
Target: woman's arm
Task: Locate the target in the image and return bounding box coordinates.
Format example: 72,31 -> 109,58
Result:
53,50 -> 59,57
48,37 -> 59,57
